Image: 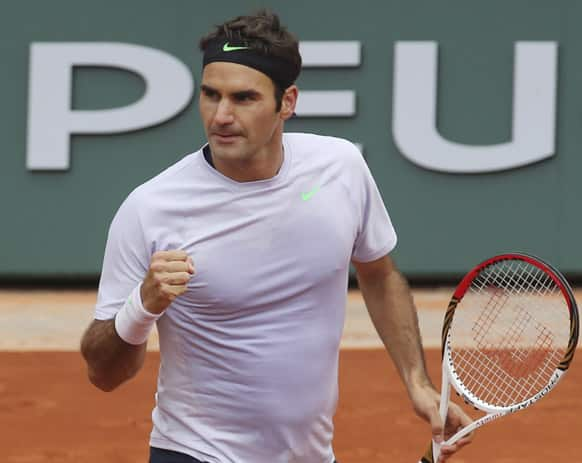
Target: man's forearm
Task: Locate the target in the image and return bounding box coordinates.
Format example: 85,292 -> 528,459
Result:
80,318 -> 147,392
357,266 -> 432,392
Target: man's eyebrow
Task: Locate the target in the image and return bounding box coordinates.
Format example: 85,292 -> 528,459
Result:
200,85 -> 261,99
200,84 -> 218,93
232,89 -> 261,98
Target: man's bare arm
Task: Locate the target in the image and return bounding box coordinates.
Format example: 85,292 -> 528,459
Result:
80,319 -> 147,392
81,250 -> 194,392
352,254 -> 472,461
352,254 -> 430,392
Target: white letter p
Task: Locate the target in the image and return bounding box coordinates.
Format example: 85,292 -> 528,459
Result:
26,43 -> 193,170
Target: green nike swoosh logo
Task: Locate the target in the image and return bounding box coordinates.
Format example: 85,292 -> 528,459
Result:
301,187 -> 320,201
223,42 -> 249,52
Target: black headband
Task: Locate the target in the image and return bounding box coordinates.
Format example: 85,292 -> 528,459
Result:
202,38 -> 296,90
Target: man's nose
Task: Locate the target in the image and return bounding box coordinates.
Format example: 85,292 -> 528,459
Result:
214,100 -> 234,125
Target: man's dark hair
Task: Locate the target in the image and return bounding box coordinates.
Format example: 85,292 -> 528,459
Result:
199,9 -> 301,111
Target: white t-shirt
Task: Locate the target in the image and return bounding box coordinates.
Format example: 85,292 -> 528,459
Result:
95,133 -> 397,463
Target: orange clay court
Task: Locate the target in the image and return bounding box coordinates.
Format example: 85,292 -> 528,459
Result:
0,289 -> 580,462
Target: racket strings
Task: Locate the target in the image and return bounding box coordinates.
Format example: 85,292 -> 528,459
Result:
449,259 -> 569,407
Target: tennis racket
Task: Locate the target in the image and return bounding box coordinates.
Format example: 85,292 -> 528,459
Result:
418,252 -> 579,463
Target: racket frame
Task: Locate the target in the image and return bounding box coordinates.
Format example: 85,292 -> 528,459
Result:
429,252 -> 579,462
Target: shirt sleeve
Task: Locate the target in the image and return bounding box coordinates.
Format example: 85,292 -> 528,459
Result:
350,151 -> 397,263
94,191 -> 150,320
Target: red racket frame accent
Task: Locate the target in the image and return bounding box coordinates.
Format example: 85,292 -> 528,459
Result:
452,253 -> 573,315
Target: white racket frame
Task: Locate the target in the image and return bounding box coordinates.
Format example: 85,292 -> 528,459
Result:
417,253 -> 579,463
430,331 -> 566,461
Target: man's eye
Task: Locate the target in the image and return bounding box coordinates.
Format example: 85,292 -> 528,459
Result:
202,89 -> 219,99
235,93 -> 254,102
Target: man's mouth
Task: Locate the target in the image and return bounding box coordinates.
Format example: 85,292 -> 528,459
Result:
212,132 -> 241,143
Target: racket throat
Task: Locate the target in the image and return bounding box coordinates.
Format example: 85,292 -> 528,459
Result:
432,357 -> 452,461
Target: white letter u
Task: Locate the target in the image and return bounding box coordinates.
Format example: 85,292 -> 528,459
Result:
392,41 -> 557,173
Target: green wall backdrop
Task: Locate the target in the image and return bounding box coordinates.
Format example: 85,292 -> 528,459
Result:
1,0 -> 581,279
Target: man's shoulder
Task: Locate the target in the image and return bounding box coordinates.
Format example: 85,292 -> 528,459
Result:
117,149 -> 202,215
285,132 -> 357,151
284,132 -> 361,159
284,132 -> 363,167
132,149 -> 202,196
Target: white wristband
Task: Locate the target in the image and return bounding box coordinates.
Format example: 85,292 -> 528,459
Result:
114,283 -> 164,345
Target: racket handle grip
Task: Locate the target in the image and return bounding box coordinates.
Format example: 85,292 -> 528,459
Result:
419,441 -> 435,463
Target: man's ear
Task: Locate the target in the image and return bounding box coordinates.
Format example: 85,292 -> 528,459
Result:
280,85 -> 298,121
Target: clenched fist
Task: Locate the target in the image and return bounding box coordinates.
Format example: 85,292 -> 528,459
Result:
140,250 -> 195,314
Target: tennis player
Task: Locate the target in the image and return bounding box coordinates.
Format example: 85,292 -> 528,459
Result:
81,10 -> 472,463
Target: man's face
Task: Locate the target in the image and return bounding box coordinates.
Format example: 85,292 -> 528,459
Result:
199,62 -> 288,163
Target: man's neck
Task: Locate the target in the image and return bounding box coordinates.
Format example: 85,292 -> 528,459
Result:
205,132 -> 285,182
211,147 -> 284,182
